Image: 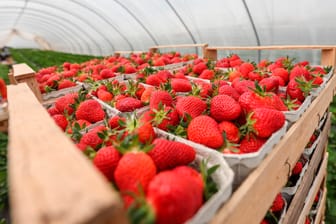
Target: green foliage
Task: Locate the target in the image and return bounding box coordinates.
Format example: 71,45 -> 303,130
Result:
326,96 -> 336,223
0,65 -> 9,85
0,132 -> 8,223
9,48 -> 101,71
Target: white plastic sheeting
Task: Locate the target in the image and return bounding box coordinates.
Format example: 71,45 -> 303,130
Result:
0,0 -> 335,58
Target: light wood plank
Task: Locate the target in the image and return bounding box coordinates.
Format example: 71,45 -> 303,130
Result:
8,83 -> 128,224
297,154 -> 328,224
210,70 -> 336,224
283,113 -> 330,223
314,187 -> 327,224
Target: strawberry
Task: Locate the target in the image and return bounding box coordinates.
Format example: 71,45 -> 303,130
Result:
292,161 -> 303,175
141,106 -> 179,131
58,79 -> 76,90
79,126 -> 106,150
232,79 -> 255,95
187,115 -> 223,149
218,121 -> 240,143
55,93 -> 78,115
52,114 -> 68,131
97,89 -> 113,102
47,106 -> 60,116
146,167 -> 203,224
149,90 -> 173,109
245,108 -> 285,138
260,219 -> 270,224
305,217 -> 311,224
171,78 -> 192,92
239,134 -> 267,153
140,86 -> 155,104
136,122 -> 156,144
192,80 -> 213,98
67,119 -> 91,134
239,62 -> 255,78
93,146 -> 121,181
218,85 -> 240,101
115,97 -> 143,112
210,94 -> 242,122
146,75 -> 163,87
176,96 -> 207,119
114,150 -> 156,207
289,66 -> 312,81
75,99 -> 105,123
108,116 -> 126,130
271,67 -> 289,84
192,62 -> 207,75
100,68 -> 115,79
259,77 -> 279,93
199,69 -> 215,79
270,193 -> 285,212
248,71 -> 265,81
313,76 -> 323,85
286,77 -> 313,102
156,70 -> 173,82
228,70 -> 243,82
148,138 -> 196,171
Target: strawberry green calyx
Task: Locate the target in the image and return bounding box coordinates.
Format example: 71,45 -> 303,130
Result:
220,132 -> 240,154
127,190 -> 156,224
200,159 -> 219,201
83,147 -> 97,160
116,134 -> 153,154
282,96 -> 300,111
294,77 -> 318,97
239,112 -> 257,137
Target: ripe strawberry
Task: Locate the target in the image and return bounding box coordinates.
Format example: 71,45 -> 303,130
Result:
176,96 -> 207,119
270,193 -> 285,212
136,122 -> 156,144
97,89 -> 113,102
79,126 -> 106,150
115,97 -> 143,112
272,67 -> 289,84
248,71 -> 265,81
47,106 -> 60,116
260,219 -> 270,224
52,114 -> 68,131
192,62 -> 207,75
292,161 -> 303,175
239,134 -> 267,153
305,217 -> 311,224
146,75 -> 163,87
106,116 -> 124,130
259,77 -> 279,93
239,62 -> 255,78
187,115 -> 223,149
55,93 -> 78,115
313,76 -> 323,85
290,66 -> 312,81
149,90 -> 173,109
171,78 -> 192,92
218,121 -> 240,143
114,151 -> 157,207
67,119 -> 91,134
140,86 -> 155,104
93,146 -> 121,181
156,70 -> 173,82
146,167 -> 203,224
218,85 -> 240,101
232,79 -> 255,95
210,94 -> 242,122
58,79 -> 76,90
141,106 -> 179,131
286,78 -> 310,102
199,69 -> 215,79
247,108 -> 285,138
75,99 -> 105,123
192,80 -> 213,98
228,70 -> 243,82
148,138 -> 196,171
100,68 -> 115,79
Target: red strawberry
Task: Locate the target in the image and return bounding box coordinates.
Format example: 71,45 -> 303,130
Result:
192,80 -> 213,98
146,75 -> 163,87
232,79 -> 255,95
97,89 -> 113,102
67,119 -> 91,134
210,94 -> 242,122
171,78 -> 192,92
75,99 -> 105,123
259,77 -> 279,93
313,76 -> 323,85
260,219 -> 270,224
79,126 -> 106,150
218,121 -> 240,143
247,108 -> 285,138
218,85 -> 240,101
192,62 -> 207,75
199,69 -> 215,79
100,68 -> 115,79
272,67 -> 289,84
176,96 -> 207,119
136,122 -> 156,144
248,71 -> 265,81
286,78 -> 311,102
115,97 -> 143,112
292,161 -> 303,175
290,66 -> 312,81
149,90 -> 173,109
141,106 -> 179,131
58,79 -> 76,90
239,134 -> 267,153
140,86 -> 155,104
55,93 -> 78,115
93,146 -> 121,181
47,106 -> 60,116
114,151 -> 157,207
187,115 -> 223,149
148,138 -> 196,171
108,116 -> 126,130
239,62 -> 255,78
146,167 -> 203,224
270,193 -> 285,212
228,70 -> 243,82
156,70 -> 173,82
52,114 -> 68,131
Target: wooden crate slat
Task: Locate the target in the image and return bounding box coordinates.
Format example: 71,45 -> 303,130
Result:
314,187 -> 327,224
297,153 -> 328,223
7,83 -> 128,224
283,113 -> 330,223
210,70 -> 336,224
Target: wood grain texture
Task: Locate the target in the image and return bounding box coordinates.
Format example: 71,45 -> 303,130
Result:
210,71 -> 336,224
8,83 -> 128,224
